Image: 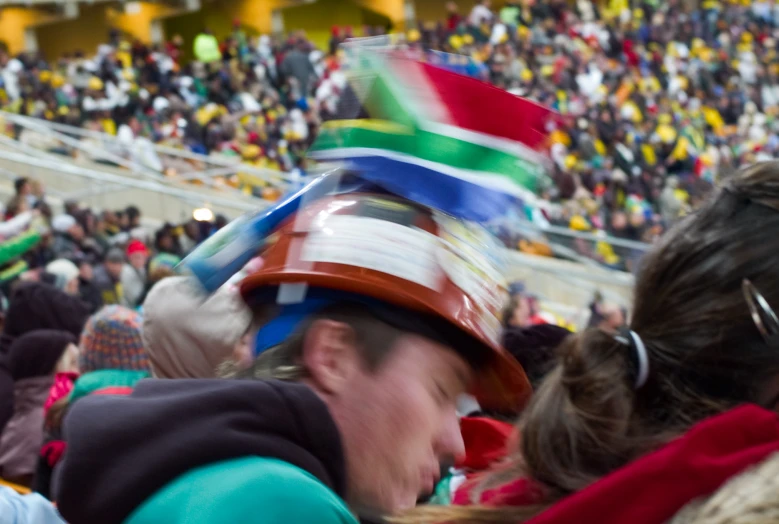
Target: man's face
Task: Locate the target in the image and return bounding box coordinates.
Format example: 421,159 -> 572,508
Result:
320,333 -> 471,514
509,297 -> 532,328
105,260 -> 123,280
129,252 -> 148,270
65,277 -> 80,296
158,234 -> 174,252
80,262 -> 93,281
69,224 -> 85,242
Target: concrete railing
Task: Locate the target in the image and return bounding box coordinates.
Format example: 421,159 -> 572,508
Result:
0,143 -> 267,222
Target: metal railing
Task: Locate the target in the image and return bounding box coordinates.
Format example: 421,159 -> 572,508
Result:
0,147 -> 260,211
0,111 -> 653,272
0,111 -> 297,191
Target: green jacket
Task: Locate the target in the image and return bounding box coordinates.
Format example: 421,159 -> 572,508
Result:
0,230 -> 40,267
193,34 -> 221,64
125,457 -> 358,524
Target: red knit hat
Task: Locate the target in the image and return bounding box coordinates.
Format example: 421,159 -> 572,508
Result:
126,240 -> 148,257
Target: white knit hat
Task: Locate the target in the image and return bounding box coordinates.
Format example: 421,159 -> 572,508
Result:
46,259 -> 80,291
51,214 -> 77,234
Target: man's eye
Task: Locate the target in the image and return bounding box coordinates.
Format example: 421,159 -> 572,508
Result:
435,383 -> 451,404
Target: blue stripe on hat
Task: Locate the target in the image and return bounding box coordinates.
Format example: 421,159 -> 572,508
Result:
254,298 -> 333,356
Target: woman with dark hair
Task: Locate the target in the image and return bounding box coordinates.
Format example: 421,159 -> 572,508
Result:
394,161 -> 779,523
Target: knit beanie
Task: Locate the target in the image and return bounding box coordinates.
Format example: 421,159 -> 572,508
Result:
0,282 -> 91,355
45,259 -> 80,291
79,306 -> 150,373
8,330 -> 77,380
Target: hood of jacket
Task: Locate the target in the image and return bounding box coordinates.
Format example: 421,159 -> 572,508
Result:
141,277 -> 252,379
55,378 -> 346,524
8,330 -> 76,381
0,375 -> 52,479
0,283 -> 90,352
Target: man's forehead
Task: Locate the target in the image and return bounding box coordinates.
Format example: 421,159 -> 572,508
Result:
394,333 -> 474,385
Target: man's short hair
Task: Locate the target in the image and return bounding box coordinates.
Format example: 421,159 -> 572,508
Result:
14,177 -> 29,194
105,248 -> 126,264
125,206 -> 141,221
230,303 -> 403,382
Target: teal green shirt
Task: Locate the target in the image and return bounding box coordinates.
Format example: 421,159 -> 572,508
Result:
69,370 -> 150,404
125,457 -> 358,524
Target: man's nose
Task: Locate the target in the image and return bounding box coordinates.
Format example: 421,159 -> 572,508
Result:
434,409 -> 466,464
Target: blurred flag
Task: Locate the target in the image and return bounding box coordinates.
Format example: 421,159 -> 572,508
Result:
309,48 -> 554,221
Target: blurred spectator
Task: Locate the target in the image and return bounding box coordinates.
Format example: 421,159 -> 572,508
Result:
194,28 -> 221,64
73,255 -> 103,314
469,0 -> 494,26
503,294 -> 532,328
281,41 -> 316,99
446,1 -> 464,30
92,248 -> 126,306
503,324 -> 572,388
50,215 -> 85,261
0,281 -> 90,435
587,294 -> 626,333
44,259 -> 81,296
179,220 -> 204,254
153,224 -> 181,257
8,178 -> 31,214
0,330 -> 77,487
124,206 -> 142,232
659,176 -> 686,225
122,240 -> 148,308
0,0 -> 774,270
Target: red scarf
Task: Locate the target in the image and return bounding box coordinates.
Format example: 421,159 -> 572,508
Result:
457,405 -> 779,524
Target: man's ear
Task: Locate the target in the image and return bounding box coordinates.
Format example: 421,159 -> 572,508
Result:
301,319 -> 360,396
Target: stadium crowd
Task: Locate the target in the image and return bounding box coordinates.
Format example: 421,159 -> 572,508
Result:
0,1 -> 775,243
0,174 -> 225,313
1,1 -> 779,522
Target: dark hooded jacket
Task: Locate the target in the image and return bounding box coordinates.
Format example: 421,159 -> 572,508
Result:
0,330 -> 76,483
503,324 -> 572,388
55,379 -> 347,523
0,283 -> 90,435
